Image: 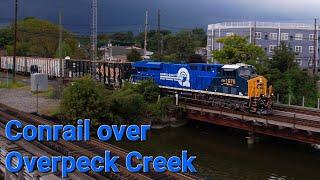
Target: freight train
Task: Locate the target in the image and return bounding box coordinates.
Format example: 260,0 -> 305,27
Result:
0,56 -> 93,78
131,61 -> 273,114
0,56 -> 63,77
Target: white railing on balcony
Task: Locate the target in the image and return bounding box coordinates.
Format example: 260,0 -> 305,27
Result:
208,21 -> 317,30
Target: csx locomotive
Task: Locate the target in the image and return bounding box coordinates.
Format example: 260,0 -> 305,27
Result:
131,61 -> 273,114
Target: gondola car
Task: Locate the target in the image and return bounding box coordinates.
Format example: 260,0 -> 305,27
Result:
131,61 -> 273,114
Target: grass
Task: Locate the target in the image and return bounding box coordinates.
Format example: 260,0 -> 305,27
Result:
0,81 -> 25,89
36,85 -> 62,99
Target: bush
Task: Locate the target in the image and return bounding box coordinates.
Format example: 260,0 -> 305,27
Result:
60,78 -> 173,124
60,76 -> 109,123
106,80 -> 173,123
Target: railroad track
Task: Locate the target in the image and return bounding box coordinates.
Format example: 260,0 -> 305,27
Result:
274,104 -> 320,117
0,103 -> 197,180
0,121 -> 101,180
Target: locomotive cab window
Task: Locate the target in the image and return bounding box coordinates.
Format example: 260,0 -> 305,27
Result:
239,67 -> 257,79
222,70 -> 236,77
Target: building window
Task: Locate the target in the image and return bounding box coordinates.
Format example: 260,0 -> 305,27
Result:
309,58 -> 314,67
226,32 -> 234,37
269,45 -> 277,53
295,46 -> 303,53
270,33 -> 277,40
295,33 -> 303,40
309,46 -> 314,53
281,33 -> 289,40
309,34 -> 314,41
295,58 -> 302,66
255,32 -> 261,39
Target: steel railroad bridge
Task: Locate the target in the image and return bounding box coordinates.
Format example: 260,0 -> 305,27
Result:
163,87 -> 320,145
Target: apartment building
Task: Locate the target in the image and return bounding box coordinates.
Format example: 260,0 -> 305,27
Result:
207,22 -> 319,70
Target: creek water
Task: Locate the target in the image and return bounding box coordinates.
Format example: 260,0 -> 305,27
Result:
111,121 -> 320,180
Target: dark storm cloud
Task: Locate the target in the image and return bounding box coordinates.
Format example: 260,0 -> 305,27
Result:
0,0 -> 319,34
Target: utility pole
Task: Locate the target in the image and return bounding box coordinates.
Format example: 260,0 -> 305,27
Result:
253,21 -> 257,45
91,0 -> 98,77
13,0 -> 18,81
157,9 -> 161,56
313,18 -> 317,75
144,10 -> 148,59
59,12 -> 63,80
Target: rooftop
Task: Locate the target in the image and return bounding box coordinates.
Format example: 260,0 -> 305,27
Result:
208,21 -> 318,30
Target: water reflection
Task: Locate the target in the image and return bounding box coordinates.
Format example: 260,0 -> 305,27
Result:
111,122 -> 320,179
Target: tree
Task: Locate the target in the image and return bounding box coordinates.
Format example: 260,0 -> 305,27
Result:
60,76 -> 109,123
266,41 -> 318,107
212,35 -> 268,66
165,31 -> 196,60
127,49 -> 142,62
191,28 -> 207,47
270,42 -> 296,73
3,17 -> 83,58
97,34 -> 109,48
110,31 -> 134,46
135,30 -> 172,52
0,28 -> 13,49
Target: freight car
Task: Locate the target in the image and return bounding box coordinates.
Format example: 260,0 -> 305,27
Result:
131,61 -> 273,114
0,56 -> 62,77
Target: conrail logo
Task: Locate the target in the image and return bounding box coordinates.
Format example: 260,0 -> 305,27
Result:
160,68 -> 190,87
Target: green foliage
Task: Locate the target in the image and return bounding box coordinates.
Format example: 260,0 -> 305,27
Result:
110,31 -> 134,46
60,78 -> 172,124
0,28 -> 13,48
270,42 -> 297,73
60,76 -> 109,122
274,67 -> 317,106
97,34 -> 109,47
265,42 -> 318,107
107,80 -> 171,122
0,81 -> 24,89
135,29 -> 206,61
135,30 -> 172,52
212,35 -> 268,66
3,17 -> 85,58
126,49 -> 142,62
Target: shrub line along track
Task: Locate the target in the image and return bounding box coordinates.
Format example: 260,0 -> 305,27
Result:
0,103 -> 196,180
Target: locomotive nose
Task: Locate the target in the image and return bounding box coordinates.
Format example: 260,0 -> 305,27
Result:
248,76 -> 268,98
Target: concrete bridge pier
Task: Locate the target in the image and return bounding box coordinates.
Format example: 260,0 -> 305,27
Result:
246,132 -> 255,145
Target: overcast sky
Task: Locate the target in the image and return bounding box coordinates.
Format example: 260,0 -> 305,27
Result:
0,0 -> 319,34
